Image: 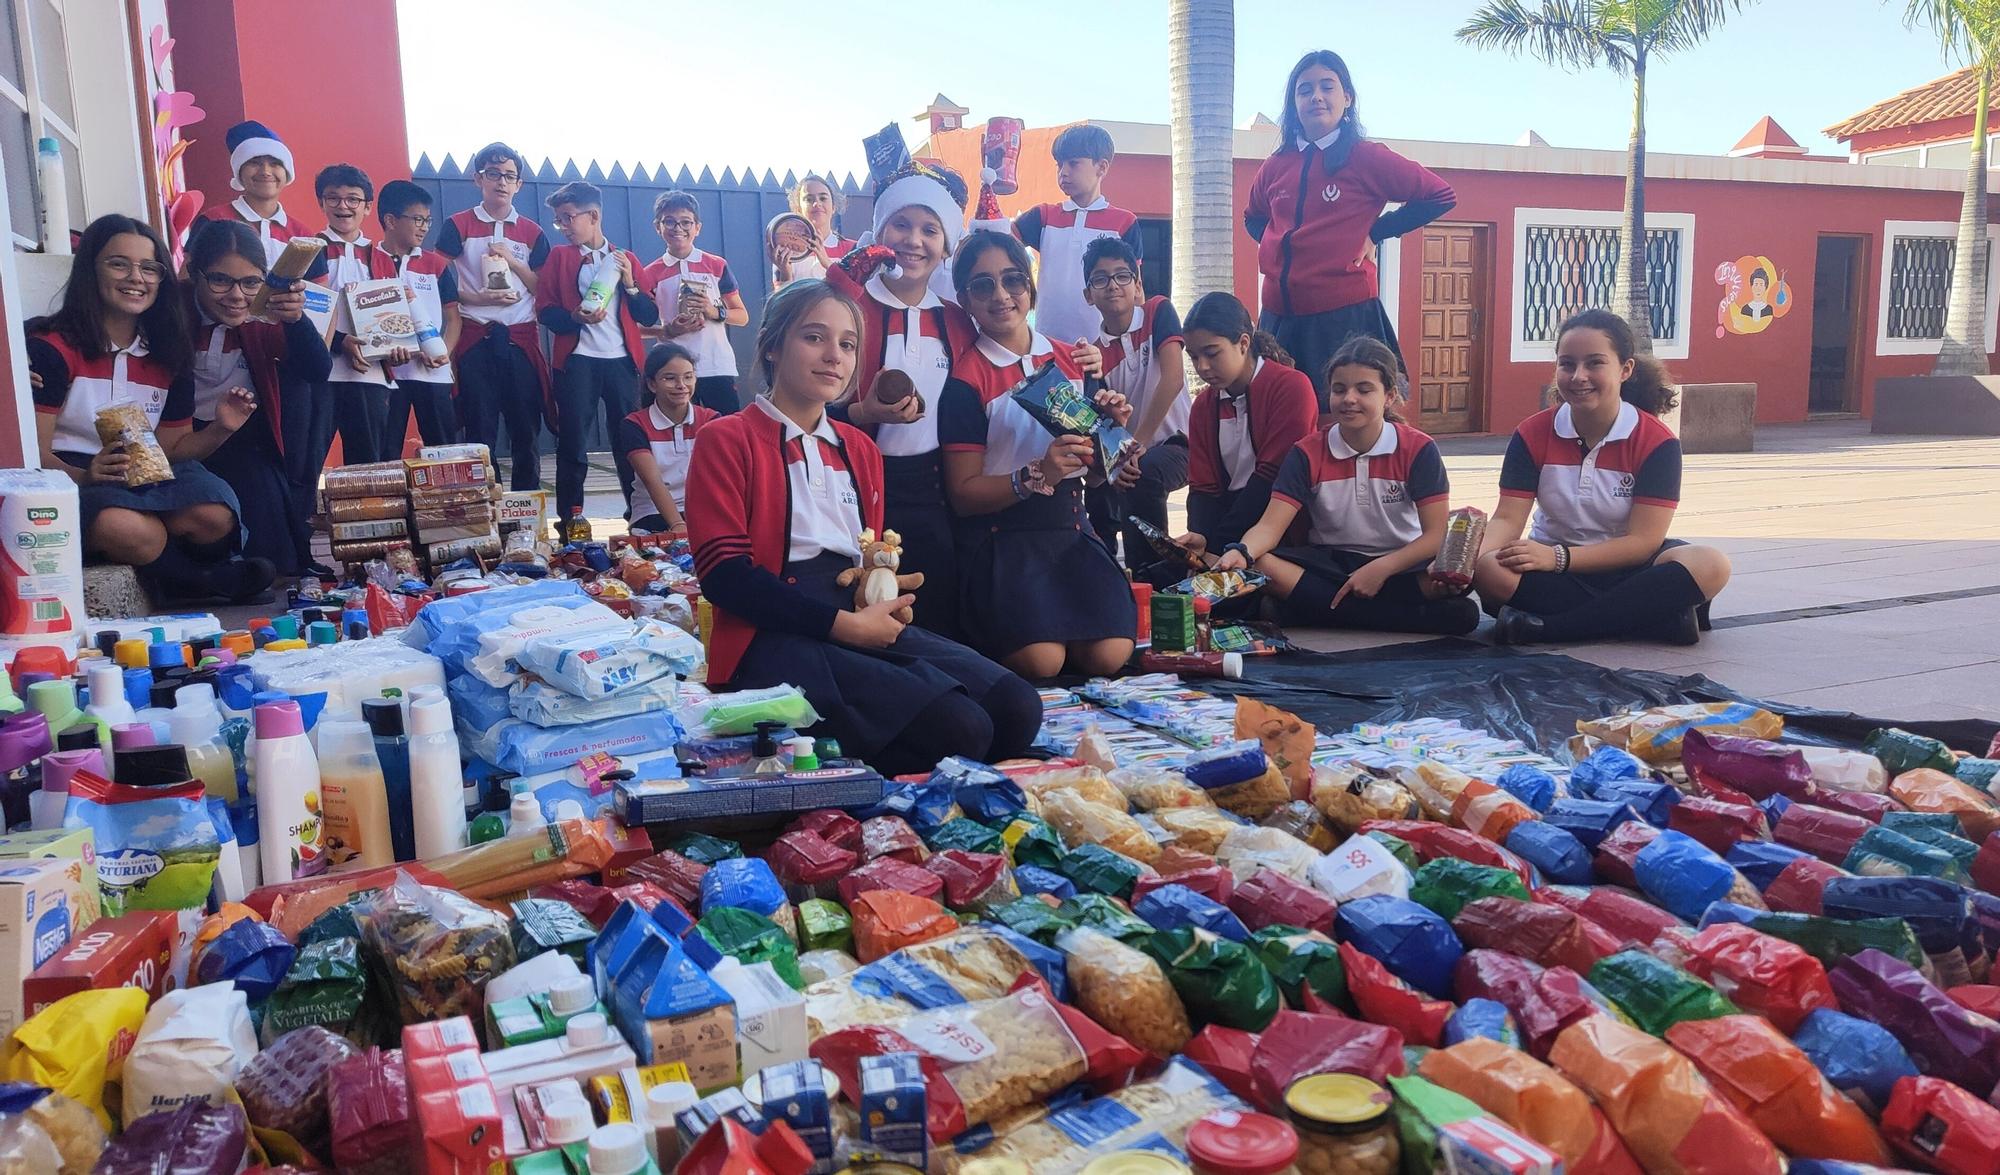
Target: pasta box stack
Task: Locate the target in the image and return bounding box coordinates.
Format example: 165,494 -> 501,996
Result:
320,460 -> 413,566
406,444 -> 502,570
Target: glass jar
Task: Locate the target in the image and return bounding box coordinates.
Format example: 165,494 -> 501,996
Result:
1187,1108 -> 1301,1175
1078,1153 -> 1193,1175
1283,1074 -> 1399,1175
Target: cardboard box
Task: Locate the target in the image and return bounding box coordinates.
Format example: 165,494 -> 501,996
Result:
413,1078 -> 505,1174
0,857 -> 84,1032
1438,1117 -> 1562,1175
498,490 -> 549,534
712,959 -> 807,1074
403,1015 -> 482,1060
345,278 -> 421,361
479,1014 -> 634,1097
0,827 -> 98,927
615,765 -> 887,826
21,906 -> 176,1019
329,517 -> 408,542
855,1053 -> 927,1169
756,1059 -> 834,1174
407,457 -> 490,491
606,920 -> 737,1090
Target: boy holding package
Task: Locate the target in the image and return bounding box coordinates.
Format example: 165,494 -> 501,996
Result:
641,192 -> 748,414
984,124 -> 1142,348
377,179 -> 461,448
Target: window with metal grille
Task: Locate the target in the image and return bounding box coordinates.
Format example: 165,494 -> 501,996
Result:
1886,235 -> 1958,339
1520,225 -> 1681,343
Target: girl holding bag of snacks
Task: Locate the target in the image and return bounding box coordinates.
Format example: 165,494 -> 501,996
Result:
25,215 -> 281,602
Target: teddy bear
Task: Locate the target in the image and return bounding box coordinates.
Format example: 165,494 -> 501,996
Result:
836,528 -> 925,624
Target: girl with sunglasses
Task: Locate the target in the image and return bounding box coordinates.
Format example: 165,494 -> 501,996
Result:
24,215 -> 283,601
179,220 -> 333,578
938,231 -> 1136,679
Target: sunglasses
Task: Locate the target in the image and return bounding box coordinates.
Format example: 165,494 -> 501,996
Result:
965,270 -> 1030,302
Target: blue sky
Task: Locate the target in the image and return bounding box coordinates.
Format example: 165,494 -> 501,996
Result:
399,0 -> 1963,178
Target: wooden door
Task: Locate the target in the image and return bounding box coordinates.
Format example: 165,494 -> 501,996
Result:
1417,225 -> 1487,434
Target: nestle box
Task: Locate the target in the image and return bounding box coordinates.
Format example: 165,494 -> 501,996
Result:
0,827 -> 98,927
608,927 -> 737,1091
22,907 -> 178,1019
0,858 -> 85,1032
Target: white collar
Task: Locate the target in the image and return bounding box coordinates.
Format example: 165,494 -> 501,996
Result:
649,402 -> 694,431
975,330 -> 1050,369
1553,400 -> 1639,444
1095,300 -> 1147,347
320,229 -> 371,248
665,247 -> 705,268
231,197 -> 287,228
1296,127 -> 1343,151
113,331 -> 153,358
578,239 -> 614,260
866,272 -> 939,312
820,230 -> 844,248
753,396 -> 838,444
1061,196 -> 1110,213
1327,421 -> 1397,460
386,245 -> 425,263
472,205 -> 519,226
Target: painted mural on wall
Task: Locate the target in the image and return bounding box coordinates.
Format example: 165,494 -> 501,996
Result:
147,23 -> 207,265
1715,256 -> 1792,337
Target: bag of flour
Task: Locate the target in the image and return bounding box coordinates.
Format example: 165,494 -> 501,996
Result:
122,982 -> 258,1123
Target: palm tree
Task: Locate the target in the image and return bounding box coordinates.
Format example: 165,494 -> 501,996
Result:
1168,0 -> 1234,316
1903,0 -> 2000,376
1458,0 -> 1750,355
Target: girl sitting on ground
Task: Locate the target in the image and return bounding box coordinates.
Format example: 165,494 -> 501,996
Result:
1474,308 -> 1731,645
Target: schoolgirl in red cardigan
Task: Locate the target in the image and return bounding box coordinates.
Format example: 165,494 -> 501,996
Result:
685,279 -> 1040,775
1175,292 -> 1319,567
937,231 -> 1136,680
1245,51 -> 1455,407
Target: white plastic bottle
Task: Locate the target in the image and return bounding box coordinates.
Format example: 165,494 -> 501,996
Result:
508,791 -> 547,838
316,719 -> 394,871
579,256 -> 621,316
36,137 -> 69,256
586,1122 -> 657,1175
84,663 -> 136,730
170,684 -> 237,802
252,700 -> 328,881
408,694 -> 466,859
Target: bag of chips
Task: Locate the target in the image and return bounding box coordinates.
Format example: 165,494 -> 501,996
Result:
1453,896 -> 1620,975
1419,1037 -> 1643,1175
1231,866 -> 1337,937
1409,859 -> 1531,922
926,816 -> 1006,857
1665,1014 -> 1891,1164
1865,727 -> 1957,776
1881,1075 -> 2000,1175
1145,927 -> 1282,1031
850,891 -> 958,965
1058,844 -> 1152,900
1058,925 -> 1193,1056
1589,949 -> 1738,1036
1342,939 -> 1452,1047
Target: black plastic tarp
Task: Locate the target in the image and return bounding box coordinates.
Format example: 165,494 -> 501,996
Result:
1191,639 -> 1998,760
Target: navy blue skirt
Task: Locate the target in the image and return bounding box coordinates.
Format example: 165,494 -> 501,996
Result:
728,552 -> 1020,761
198,422 -> 310,573
1262,300 -> 1404,409
883,452 -> 961,641
80,459 -> 243,540
955,480 -> 1137,658
1499,539 -> 1690,617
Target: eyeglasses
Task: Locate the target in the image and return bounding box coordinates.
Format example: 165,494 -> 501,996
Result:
965,270 -> 1031,302
553,211 -> 598,229
200,271 -> 267,296
1087,270 -> 1137,291
100,257 -> 168,283
657,217 -> 698,231
390,213 -> 433,230
322,196 -> 368,208
477,168 -> 522,184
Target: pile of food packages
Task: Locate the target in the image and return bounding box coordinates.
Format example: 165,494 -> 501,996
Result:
2,566 -> 2000,1173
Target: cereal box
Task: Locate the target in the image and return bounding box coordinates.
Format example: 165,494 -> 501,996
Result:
345,277 -> 420,361
0,826 -> 98,926
0,857 -> 84,1032
21,908 -> 178,1018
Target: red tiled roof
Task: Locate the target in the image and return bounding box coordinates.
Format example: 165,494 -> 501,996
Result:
1826,67 -> 1993,139
1732,115 -> 1802,153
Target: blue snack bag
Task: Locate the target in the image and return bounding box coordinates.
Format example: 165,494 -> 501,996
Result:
1569,746 -> 1649,795
1503,820 -> 1593,886
700,857 -> 788,918
1441,997 -> 1520,1048
1014,865 -> 1077,901
1134,884 -> 1251,943
929,757 -> 1028,823
195,917 -> 296,1003
1333,894 -> 1463,999
1543,798 -> 1643,850
1792,1007 -> 1920,1114
1724,840 -> 1815,891
1634,830 -> 1738,922
1592,779 -> 1680,827
1494,765 -> 1558,813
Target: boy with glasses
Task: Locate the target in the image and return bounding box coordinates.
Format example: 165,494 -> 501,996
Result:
536,180 -> 659,524
1081,237 -> 1187,569
641,191 -> 747,413
436,141 -> 551,489
316,163 -> 397,465
376,179 -> 461,447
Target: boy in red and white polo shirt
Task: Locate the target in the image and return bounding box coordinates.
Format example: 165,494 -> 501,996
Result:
1080,237 -> 1186,568
983,124 -> 1144,349
643,191 -> 748,415
195,120 -> 329,279
376,179 -> 461,448
436,141 -> 551,491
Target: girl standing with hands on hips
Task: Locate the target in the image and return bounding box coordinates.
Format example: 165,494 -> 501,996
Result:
1176,292 -> 1318,565
1475,309 -> 1731,645
685,279 -> 1041,775
1215,337 -> 1478,634
1245,50 -> 1455,406
939,231 -> 1137,679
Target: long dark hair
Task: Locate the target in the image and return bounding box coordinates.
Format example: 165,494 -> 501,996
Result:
755,278 -> 864,395
643,342 -> 696,386
951,230 -> 1037,313
33,214 -> 190,373
1555,309 -> 1678,415
1324,335 -> 1407,423
1276,50 -> 1366,154
1183,292 -> 1293,367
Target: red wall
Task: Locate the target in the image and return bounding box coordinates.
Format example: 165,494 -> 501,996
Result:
166,0 -> 410,234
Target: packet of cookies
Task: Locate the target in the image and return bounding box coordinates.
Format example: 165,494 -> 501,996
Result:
344,277 -> 421,361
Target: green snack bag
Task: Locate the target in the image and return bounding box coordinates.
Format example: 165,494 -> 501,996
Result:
1742,910 -> 1929,971
1144,926 -> 1281,1031
261,937 -> 370,1047
1249,924 -> 1348,1010
1891,824 -> 1982,875
998,813 -> 1065,869
1386,1074 -> 1484,1175
1879,811 -> 1962,835
1589,949 -> 1738,1036
1064,893 -> 1155,945
296,902 -> 366,949
696,906 -> 803,989
927,817 -> 1006,857
1365,831 -> 1422,871
1408,859 -> 1531,922
510,898 -> 598,965
668,832 -> 744,865
798,898 -> 854,954
1058,844 -> 1147,899
1843,824 -> 1968,883
1865,727 -> 1956,776
989,896 -> 1078,944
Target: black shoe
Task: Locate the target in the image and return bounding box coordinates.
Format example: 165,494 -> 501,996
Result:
198,557 -> 277,605
303,560 -> 338,579
1491,606 -> 1549,645
1420,595 -> 1482,636
1696,600 -> 1713,632
1653,606 -> 1702,647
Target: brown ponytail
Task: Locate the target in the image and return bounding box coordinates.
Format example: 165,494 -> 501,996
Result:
1555,308 -> 1679,415
1249,330 -> 1294,368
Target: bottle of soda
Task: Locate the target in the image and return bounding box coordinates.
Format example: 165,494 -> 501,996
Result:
564,505 -> 592,545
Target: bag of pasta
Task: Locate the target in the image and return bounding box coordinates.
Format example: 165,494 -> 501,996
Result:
93,405 -> 174,486
1579,703 -> 1785,765
1038,787 -> 1161,863
1261,800 -> 1337,852
1311,763 -> 1419,833
1018,765 -> 1127,811
943,1056 -> 1245,1175
1057,924 -> 1193,1055
1107,766 -> 1215,811
1216,824 -> 1321,884
354,872 -> 515,1039
1151,805 -> 1245,856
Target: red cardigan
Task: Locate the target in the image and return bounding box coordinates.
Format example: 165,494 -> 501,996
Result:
535,244 -> 656,370
687,405 -> 886,683
1186,360 -> 1318,496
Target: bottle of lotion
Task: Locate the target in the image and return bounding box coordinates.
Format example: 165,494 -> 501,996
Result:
408,694 -> 466,859
316,719 -> 394,871
253,699 -> 327,881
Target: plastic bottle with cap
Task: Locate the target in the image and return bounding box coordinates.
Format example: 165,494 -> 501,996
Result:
551,798 -> 587,823
108,723 -> 155,778
787,736 -> 818,772
171,684 -> 237,802
271,615 -> 300,642
83,663 -> 135,730
29,678 -> 105,747
253,699 -> 327,882
509,791 -> 547,837
113,638 -> 150,669
408,694 -> 467,859
545,1090 -> 597,1148
361,698 -> 415,862
114,743 -> 190,788
146,642 -> 184,673
0,713 -> 48,828
644,1081 -> 699,1169
121,667 -> 151,712
53,726 -> 97,754
748,721 -> 787,774
32,746 -> 100,830
317,719 -> 394,870
585,1122 -> 658,1175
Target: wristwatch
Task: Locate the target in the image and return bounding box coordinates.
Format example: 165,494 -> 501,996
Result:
1223,541 -> 1251,561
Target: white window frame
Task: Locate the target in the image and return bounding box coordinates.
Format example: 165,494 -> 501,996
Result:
1861,135 -> 2000,168
1875,219 -> 2000,356
1377,202 -> 1401,339
0,0 -> 83,251
1509,207 -> 1696,363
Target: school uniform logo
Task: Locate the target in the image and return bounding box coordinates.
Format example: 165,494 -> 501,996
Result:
1379,482 -> 1407,503
1614,474 -> 1635,498
840,487 -> 859,507
1322,183 -> 1342,204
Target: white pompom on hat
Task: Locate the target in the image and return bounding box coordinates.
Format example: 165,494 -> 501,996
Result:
225,120 -> 293,191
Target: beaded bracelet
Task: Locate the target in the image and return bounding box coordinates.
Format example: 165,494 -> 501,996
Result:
1553,543 -> 1571,574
